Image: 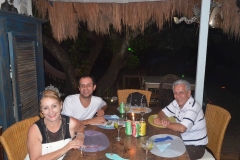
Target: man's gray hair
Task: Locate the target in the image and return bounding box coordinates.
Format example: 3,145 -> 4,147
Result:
172,79 -> 191,91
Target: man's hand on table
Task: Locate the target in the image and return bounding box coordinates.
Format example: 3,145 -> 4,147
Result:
90,116 -> 106,125
153,117 -> 170,127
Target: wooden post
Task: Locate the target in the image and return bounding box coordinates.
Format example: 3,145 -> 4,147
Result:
0,126 -> 4,160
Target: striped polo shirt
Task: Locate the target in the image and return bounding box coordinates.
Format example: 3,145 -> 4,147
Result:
162,96 -> 208,146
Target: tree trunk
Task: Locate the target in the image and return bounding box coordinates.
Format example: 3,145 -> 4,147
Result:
96,31 -> 140,96
42,34 -> 78,95
85,35 -> 104,74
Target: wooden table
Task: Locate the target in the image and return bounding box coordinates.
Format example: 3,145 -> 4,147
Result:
63,107 -> 190,160
144,76 -> 195,91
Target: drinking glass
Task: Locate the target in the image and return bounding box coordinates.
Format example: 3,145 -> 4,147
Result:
140,137 -> 154,160
124,103 -> 131,120
140,102 -> 146,121
114,119 -> 124,141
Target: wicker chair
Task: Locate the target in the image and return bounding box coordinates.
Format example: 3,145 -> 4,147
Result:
199,104 -> 231,160
159,74 -> 179,107
0,116 -> 40,160
117,89 -> 151,107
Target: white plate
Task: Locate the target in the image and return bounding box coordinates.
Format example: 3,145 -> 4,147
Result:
117,106 -> 152,114
150,134 -> 186,158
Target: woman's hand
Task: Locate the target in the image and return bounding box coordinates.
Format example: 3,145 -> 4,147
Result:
64,138 -> 84,151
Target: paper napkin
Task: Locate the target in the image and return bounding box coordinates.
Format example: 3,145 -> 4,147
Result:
157,143 -> 171,152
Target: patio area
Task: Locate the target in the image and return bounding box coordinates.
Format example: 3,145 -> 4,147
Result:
111,70 -> 240,160
44,68 -> 240,160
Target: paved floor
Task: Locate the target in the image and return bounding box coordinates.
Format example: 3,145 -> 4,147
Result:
204,83 -> 240,160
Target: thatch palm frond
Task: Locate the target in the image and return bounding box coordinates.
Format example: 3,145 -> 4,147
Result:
33,0 -> 240,42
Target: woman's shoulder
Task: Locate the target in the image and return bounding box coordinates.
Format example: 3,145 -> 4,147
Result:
28,122 -> 41,137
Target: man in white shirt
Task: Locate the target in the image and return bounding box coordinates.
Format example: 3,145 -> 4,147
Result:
62,75 -> 107,125
154,79 -> 208,160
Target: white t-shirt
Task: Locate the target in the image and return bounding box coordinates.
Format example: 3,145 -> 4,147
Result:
62,94 -> 107,120
162,96 -> 208,146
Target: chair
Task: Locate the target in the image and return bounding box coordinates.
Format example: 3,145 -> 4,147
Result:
117,89 -> 151,107
0,116 -> 40,160
159,74 -> 179,107
198,104 -> 231,160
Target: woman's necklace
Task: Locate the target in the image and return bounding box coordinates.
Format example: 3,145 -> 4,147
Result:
45,116 -> 64,143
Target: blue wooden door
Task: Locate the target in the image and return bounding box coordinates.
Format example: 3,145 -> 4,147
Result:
8,32 -> 40,121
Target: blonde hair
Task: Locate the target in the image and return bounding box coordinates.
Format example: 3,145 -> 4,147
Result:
40,90 -> 62,106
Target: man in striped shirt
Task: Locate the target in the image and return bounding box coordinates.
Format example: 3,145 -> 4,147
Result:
154,79 -> 208,159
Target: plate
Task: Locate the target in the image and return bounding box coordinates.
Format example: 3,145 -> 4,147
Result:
148,114 -> 176,128
104,115 -> 120,120
81,130 -> 110,152
96,120 -> 115,130
150,134 -> 186,158
117,106 -> 152,114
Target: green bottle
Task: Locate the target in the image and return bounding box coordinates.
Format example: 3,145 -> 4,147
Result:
119,102 -> 125,114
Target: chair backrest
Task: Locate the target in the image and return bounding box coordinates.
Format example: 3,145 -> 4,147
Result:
0,116 -> 40,160
117,89 -> 151,107
205,104 -> 231,160
159,74 -> 179,106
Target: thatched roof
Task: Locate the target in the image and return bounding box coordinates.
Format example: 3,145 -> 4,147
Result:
33,0 -> 240,42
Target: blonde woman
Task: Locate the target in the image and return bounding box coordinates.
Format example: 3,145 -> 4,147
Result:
25,90 -> 85,160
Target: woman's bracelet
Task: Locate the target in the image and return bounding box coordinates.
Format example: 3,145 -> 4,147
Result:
76,132 -> 85,138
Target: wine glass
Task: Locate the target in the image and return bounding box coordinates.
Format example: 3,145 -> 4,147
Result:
140,102 -> 146,121
114,119 -> 124,141
124,102 -> 131,120
140,138 -> 154,160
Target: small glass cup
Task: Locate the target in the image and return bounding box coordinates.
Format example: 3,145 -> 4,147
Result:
114,119 -> 124,141
140,102 -> 146,121
140,137 -> 154,160
124,103 -> 131,120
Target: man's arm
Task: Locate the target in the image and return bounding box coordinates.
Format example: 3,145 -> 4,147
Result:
154,110 -> 187,133
96,105 -> 107,117
96,99 -> 107,117
81,99 -> 107,125
80,117 -> 106,125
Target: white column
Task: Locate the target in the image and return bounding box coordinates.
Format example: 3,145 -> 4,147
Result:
195,0 -> 211,106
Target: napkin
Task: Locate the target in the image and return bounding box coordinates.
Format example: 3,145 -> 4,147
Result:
157,143 -> 171,152
153,136 -> 173,142
106,153 -> 129,160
